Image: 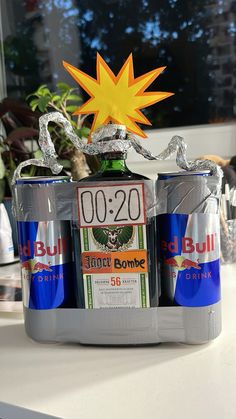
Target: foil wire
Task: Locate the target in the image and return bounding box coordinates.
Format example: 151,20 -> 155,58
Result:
12,111 -> 222,183
130,134 -> 222,177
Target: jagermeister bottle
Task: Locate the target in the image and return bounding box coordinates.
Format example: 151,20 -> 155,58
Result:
73,125 -> 158,308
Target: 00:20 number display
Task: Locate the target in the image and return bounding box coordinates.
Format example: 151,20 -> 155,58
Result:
77,182 -> 146,227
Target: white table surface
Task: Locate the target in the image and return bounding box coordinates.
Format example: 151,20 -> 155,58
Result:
0,263 -> 235,419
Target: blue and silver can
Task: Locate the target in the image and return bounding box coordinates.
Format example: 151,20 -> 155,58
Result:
156,171 -> 221,307
16,177 -> 75,309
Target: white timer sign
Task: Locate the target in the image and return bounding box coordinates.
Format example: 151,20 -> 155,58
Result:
77,183 -> 146,227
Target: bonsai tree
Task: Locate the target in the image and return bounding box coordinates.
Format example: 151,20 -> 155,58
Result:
27,82 -> 99,180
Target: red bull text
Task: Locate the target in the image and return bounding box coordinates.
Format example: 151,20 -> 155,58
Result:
19,238 -> 67,258
16,177 -> 75,309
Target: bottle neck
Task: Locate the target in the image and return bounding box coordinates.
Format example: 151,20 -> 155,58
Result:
99,152 -> 129,172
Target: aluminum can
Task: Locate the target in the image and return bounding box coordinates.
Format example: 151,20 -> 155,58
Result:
16,177 -> 75,309
156,171 -> 221,307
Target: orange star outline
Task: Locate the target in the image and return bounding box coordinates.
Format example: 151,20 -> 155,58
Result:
63,53 -> 173,142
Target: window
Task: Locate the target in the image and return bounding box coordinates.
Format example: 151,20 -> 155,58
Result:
1,0 -> 236,129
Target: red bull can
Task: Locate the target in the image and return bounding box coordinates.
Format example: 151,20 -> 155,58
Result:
156,171 -> 221,307
16,177 -> 75,309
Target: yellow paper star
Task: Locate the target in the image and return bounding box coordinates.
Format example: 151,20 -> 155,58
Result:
63,53 -> 173,141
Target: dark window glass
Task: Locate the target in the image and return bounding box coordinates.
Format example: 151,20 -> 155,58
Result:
1,0 -> 236,128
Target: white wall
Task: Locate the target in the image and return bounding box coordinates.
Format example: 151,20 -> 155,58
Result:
128,122 -> 236,161
127,122 -> 236,178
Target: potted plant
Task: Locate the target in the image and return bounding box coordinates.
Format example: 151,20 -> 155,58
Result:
27,82 -> 99,179
0,82 -> 99,201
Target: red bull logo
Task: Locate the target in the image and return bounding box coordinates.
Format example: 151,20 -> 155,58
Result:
163,255 -> 215,280
21,259 -> 52,274
19,238 -> 67,258
164,256 -> 201,271
161,234 -> 216,254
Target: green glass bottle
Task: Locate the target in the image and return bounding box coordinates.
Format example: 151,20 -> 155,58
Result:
83,151 -> 146,182
73,127 -> 158,308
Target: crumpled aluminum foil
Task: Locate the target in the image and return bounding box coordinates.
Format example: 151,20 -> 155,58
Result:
130,134 -> 222,176
91,124 -> 126,142
12,111 -> 222,183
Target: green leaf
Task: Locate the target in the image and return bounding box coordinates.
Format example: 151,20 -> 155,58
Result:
56,82 -> 71,92
37,88 -> 51,98
48,126 -> 55,133
27,84 -> 50,100
65,105 -> 78,113
37,84 -> 49,94
33,149 -> 43,159
51,95 -> 61,102
37,96 -> 51,112
29,98 -> 39,106
0,153 -> 5,179
67,94 -> 83,102
37,84 -> 48,91
28,165 -> 37,178
26,92 -> 39,100
29,98 -> 39,111
56,91 -> 70,106
31,103 -> 39,111
78,126 -> 90,138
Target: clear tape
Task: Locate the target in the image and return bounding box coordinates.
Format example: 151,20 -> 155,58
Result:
12,112 -> 222,183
